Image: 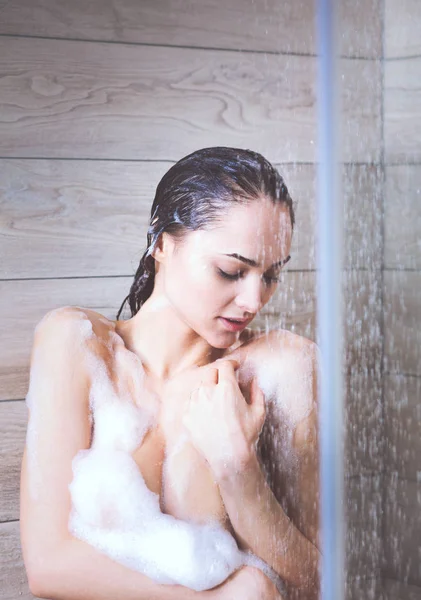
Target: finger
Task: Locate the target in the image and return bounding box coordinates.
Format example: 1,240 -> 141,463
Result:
250,377 -> 266,419
198,366 -> 219,387
215,359 -> 241,385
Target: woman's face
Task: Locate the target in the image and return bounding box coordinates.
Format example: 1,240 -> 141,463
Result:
154,198 -> 293,348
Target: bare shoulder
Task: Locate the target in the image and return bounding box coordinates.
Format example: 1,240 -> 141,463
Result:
229,326 -> 318,370
253,327 -> 317,356
33,306 -> 117,365
232,328 -> 319,440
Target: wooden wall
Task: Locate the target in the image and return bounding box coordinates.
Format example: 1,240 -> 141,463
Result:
382,1 -> 421,598
0,1 -> 384,598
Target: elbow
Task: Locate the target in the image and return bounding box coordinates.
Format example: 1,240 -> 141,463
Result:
25,550 -> 64,599
26,562 -> 51,598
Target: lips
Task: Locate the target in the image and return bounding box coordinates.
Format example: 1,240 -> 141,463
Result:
219,317 -> 252,332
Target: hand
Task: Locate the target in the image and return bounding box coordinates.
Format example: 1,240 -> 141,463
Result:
181,359 -> 266,477
210,565 -> 285,600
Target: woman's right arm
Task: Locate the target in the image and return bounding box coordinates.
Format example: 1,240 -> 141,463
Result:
20,307 -> 220,600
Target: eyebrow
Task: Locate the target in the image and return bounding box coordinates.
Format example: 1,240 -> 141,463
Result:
221,253 -> 291,269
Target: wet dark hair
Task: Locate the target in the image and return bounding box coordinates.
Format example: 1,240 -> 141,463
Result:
116,146 -> 295,320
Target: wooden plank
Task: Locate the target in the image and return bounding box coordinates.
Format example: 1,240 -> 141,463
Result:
0,0 -> 383,59
384,271 -> 421,376
343,164 -> 383,271
0,272 -> 316,400
345,578 -> 382,600
345,475 -> 383,580
383,578 -> 421,600
384,57 -> 421,164
384,476 -> 421,586
0,37 -> 381,163
0,160 -> 382,280
343,269 -> 383,375
385,165 -> 421,270
0,159 -> 172,279
384,374 -> 421,480
0,521 -> 33,600
345,367 -> 383,478
385,0 -> 421,58
0,401 -> 27,522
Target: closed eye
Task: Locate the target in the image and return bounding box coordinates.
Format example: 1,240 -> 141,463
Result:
217,269 -> 281,285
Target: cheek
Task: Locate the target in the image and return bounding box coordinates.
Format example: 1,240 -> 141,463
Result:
169,265 -> 231,314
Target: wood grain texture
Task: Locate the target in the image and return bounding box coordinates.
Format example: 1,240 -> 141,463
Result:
384,271 -> 421,376
345,474 -> 383,580
345,577 -> 383,600
385,165 -> 421,270
385,0 -> 421,58
0,160 -> 383,279
0,0 -> 383,59
0,521 -> 33,600
0,37 -> 381,162
0,401 -> 27,522
345,367 -> 383,478
384,374 -> 421,480
383,476 -> 421,586
384,57 -> 421,163
383,578 -> 421,599
343,269 -> 383,374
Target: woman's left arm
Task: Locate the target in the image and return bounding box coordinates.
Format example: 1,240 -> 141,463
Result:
212,340 -> 321,598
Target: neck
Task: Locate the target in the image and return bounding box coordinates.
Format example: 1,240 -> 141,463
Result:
115,292 -> 227,382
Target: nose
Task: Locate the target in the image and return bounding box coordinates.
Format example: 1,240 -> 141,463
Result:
234,275 -> 265,315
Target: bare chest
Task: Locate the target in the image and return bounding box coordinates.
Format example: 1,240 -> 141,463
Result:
96,330 -> 298,534
109,345 -> 234,529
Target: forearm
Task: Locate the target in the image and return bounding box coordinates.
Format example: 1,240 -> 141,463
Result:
214,451 -> 320,594
28,535 -> 219,600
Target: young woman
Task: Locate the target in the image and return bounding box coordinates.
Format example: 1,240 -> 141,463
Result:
20,147 -> 321,600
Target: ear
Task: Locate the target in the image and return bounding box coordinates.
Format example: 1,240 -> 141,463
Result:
152,232 -> 174,263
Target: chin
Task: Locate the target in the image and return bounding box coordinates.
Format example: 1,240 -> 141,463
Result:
211,330 -> 240,350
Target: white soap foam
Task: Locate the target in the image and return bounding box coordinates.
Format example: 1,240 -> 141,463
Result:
25,308 -> 288,595
25,307 -> 96,500
232,338 -> 318,518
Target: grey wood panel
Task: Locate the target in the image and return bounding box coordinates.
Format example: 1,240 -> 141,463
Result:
0,521 -> 33,600
0,160 -> 383,280
383,578 -> 421,599
385,0 -> 421,58
345,366 -> 383,478
0,401 -> 27,522
384,57 -> 421,164
384,374 -> 421,480
343,269 -> 382,375
385,165 -> 421,270
384,476 -> 421,586
0,0 -> 383,59
0,37 -> 381,163
345,577 -> 382,600
345,474 -> 383,580
0,159 -> 172,279
384,271 -> 421,377
0,272 -> 316,400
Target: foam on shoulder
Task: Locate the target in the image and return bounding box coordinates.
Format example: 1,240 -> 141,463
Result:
25,307 -> 96,499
